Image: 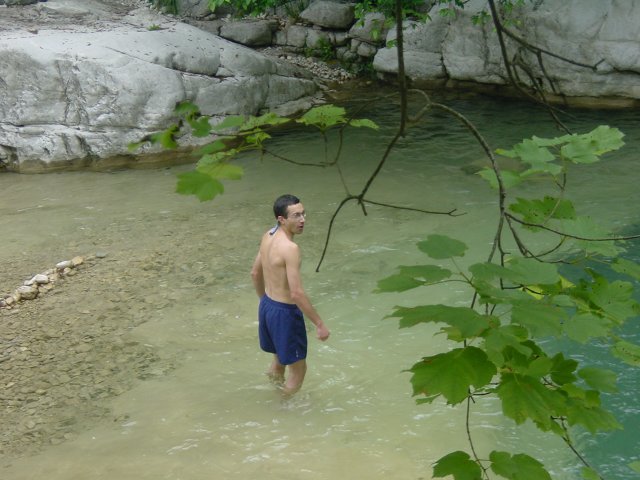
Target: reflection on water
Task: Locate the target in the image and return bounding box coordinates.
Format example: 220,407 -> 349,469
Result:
0,90 -> 638,479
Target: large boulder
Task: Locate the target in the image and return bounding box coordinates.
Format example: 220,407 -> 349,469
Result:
300,0 -> 355,29
219,19 -> 277,47
0,1 -> 319,171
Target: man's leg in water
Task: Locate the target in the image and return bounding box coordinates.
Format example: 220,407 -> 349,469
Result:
267,355 -> 285,384
282,359 -> 307,396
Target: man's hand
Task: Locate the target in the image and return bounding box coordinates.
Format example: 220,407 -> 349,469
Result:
316,323 -> 330,341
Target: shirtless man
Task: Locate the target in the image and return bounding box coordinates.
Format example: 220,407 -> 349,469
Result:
251,194 -> 330,395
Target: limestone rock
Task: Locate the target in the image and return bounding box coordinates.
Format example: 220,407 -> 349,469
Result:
348,12 -> 386,45
0,1 -> 318,172
300,0 -> 355,29
219,19 -> 276,47
374,0 -> 640,100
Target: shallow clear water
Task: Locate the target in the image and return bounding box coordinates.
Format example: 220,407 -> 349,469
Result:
1,90 -> 638,479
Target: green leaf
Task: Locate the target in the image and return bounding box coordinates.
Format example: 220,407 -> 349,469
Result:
175,170 -> 224,201
349,118 -> 379,130
212,115 -> 245,132
387,305 -> 493,339
561,136 -> 600,164
477,168 -> 523,189
497,373 -> 566,430
482,324 -> 532,365
578,367 -> 618,393
629,461 -> 640,473
433,451 -> 482,480
611,340 -> 640,366
240,112 -> 290,131
150,125 -> 179,149
550,353 -> 578,385
563,313 -> 612,343
417,234 -> 467,259
376,265 -> 452,292
195,139 -> 230,156
473,280 -> 533,305
504,257 -> 560,285
512,139 -> 562,175
581,467 -> 600,480
612,257 -> 640,281
296,104 -> 347,130
489,451 -> 552,480
409,347 -> 496,405
566,400 -> 621,433
586,271 -> 638,324
188,116 -> 213,137
376,274 -> 423,293
197,162 -> 243,180
562,216 -> 623,256
509,196 -> 576,224
510,301 -> 565,337
174,100 -> 199,116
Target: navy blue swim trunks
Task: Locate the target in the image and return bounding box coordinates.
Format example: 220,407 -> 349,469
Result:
259,295 -> 307,365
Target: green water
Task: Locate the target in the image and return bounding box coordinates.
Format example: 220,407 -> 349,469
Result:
0,90 -> 638,479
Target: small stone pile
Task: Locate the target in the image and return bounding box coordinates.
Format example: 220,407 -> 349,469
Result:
0,254 -> 105,309
260,46 -> 355,84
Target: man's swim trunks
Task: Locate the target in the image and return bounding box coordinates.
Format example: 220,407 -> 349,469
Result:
259,294 -> 307,365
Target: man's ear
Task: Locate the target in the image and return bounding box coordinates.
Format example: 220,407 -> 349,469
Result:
277,215 -> 285,225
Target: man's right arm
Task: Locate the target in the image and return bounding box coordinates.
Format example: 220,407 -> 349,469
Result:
250,251 -> 265,298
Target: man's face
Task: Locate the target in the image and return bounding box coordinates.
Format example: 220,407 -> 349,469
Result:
283,203 -> 306,235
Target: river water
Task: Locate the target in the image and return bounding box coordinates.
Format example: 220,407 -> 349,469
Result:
1,90 -> 638,479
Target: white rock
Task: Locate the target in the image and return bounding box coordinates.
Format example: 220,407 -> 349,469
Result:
33,274 -> 50,284
56,260 -> 73,270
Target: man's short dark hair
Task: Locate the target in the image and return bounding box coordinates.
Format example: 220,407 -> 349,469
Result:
273,194 -> 300,218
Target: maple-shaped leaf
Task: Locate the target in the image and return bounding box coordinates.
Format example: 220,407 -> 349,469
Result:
611,257 -> 640,281
349,118 -> 379,129
509,196 -> 576,224
489,451 -> 552,480
176,171 -> 224,202
188,115 -> 213,137
296,104 -> 347,130
375,265 -> 452,293
611,340 -> 640,366
197,162 -> 243,180
433,451 -> 482,480
566,399 -> 621,433
387,305 -> 492,339
417,234 -> 467,259
563,312 -> 612,343
585,271 -> 639,324
409,347 -> 496,405
482,324 -> 531,365
510,301 -> 565,337
549,353 -> 578,385
477,168 -> 523,190
578,367 -> 618,393
496,373 -> 566,430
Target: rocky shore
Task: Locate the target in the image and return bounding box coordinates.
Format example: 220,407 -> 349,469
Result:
0,249 -> 180,461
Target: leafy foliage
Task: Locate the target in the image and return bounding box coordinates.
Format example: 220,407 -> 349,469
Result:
377,125 -> 639,478
129,101 -> 377,201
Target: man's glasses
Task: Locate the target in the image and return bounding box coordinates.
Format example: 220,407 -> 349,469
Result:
289,212 -> 307,219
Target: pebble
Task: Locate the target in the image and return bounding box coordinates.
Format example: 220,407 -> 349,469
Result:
56,260 -> 73,270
